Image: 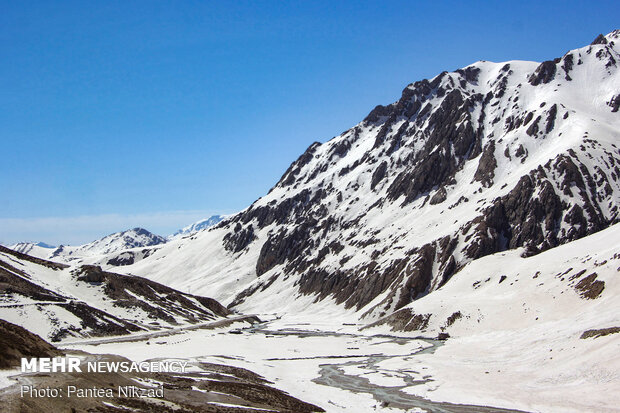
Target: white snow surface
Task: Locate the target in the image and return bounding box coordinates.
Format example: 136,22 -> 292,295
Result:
107,32 -> 620,412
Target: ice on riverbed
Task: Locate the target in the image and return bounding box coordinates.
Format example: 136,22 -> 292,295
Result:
0,369 -> 20,390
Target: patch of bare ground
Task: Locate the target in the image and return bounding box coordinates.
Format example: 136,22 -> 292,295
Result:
363,308 -> 431,332
0,352 -> 324,412
574,273 -> 605,299
580,327 -> 620,339
444,311 -> 462,328
0,320 -> 62,369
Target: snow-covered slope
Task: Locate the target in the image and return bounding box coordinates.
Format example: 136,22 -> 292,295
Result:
0,245 -> 229,342
364,222 -> 620,412
123,31 -> 620,326
8,242 -> 56,260
168,215 -> 225,240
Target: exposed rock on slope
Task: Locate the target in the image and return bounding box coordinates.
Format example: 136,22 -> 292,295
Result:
0,352 -> 325,412
0,319 -> 61,369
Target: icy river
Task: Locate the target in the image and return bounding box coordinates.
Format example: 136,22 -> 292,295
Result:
62,315 -> 527,412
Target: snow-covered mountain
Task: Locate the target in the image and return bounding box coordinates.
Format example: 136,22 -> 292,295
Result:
55,227 -> 166,256
168,215 -> 225,240
0,244 -> 230,342
9,227 -> 166,265
122,31 -> 620,325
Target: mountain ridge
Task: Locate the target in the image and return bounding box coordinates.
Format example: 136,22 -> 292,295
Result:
0,245 -> 231,342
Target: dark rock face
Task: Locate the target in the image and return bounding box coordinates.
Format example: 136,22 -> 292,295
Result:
119,228 -> 166,249
445,311 -> 462,327
437,332 -> 450,340
106,248 -> 157,266
0,259 -> 67,302
50,301 -> 143,342
108,253 -> 136,266
474,141 -> 497,187
238,188 -> 314,229
562,53 -> 574,80
580,326 -> 620,339
545,104 -> 558,133
0,319 -> 62,369
429,186 -> 447,205
609,94 -> 620,112
456,66 -> 481,83
371,161 -> 388,190
528,60 -> 557,86
591,34 -> 608,45
256,224 -> 315,276
0,245 -> 67,270
279,142 -> 321,187
223,224 -> 257,253
379,89 -> 481,207
464,152 -> 610,260
365,308 -> 431,332
387,147 -> 456,205
526,115 -> 542,136
0,245 -> 234,343
239,137 -> 617,315
198,378 -> 325,412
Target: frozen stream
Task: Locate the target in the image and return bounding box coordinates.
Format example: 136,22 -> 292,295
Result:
241,322 -> 528,413
63,316 -> 529,412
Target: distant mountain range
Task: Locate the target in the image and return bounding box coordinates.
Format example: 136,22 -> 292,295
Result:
7,215 -> 225,265
168,215 -> 225,239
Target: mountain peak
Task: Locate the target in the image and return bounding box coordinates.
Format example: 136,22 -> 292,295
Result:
168,215 -> 225,240
592,33 -> 608,45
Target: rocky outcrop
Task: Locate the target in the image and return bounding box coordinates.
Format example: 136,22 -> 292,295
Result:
0,245 -> 67,270
474,141 -> 497,187
528,60 -> 558,85
223,223 -> 257,253
574,273 -> 605,299
580,326 -> 620,339
75,265 -> 230,320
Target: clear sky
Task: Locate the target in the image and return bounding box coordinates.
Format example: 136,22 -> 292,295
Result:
1,1 -> 618,245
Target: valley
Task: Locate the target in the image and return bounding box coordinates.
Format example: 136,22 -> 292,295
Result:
2,30 -> 619,412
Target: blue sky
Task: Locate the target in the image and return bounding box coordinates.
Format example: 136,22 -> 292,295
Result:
1,1 -> 618,245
